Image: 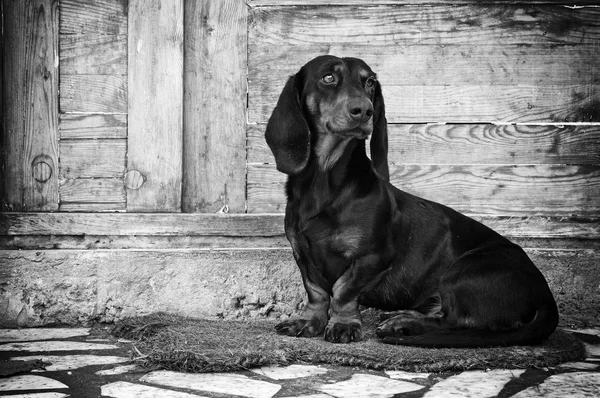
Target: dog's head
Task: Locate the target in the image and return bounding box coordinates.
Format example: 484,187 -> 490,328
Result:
265,55 -> 389,179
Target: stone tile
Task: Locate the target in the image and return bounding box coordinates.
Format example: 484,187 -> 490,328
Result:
10,355 -> 128,371
95,364 -> 142,376
511,372 -> 600,398
0,341 -> 119,352
557,361 -> 599,370
251,364 -> 329,380
423,369 -> 525,398
316,374 -> 424,398
584,343 -> 600,358
141,370 -> 282,398
385,370 -> 431,380
282,395 -> 332,398
102,381 -> 207,398
0,375 -> 68,391
568,328 -> 600,337
0,328 -> 90,343
2,394 -> 69,398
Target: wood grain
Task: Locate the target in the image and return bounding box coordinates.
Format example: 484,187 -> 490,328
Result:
250,1 -> 600,5
127,0 -> 184,212
1,213 -> 598,239
183,0 -> 247,213
251,83 -> 600,124
60,140 -> 126,179
60,34 -> 127,75
0,213 -> 284,237
247,164 -> 600,216
248,124 -> 600,165
59,0 -> 127,36
59,179 -> 125,211
59,114 -> 127,140
249,6 -> 600,47
248,4 -> 600,123
249,44 -> 599,88
2,0 -> 60,211
60,75 -> 127,113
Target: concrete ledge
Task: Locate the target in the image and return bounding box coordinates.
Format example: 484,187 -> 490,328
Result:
1,246 -> 598,328
0,249 -> 303,327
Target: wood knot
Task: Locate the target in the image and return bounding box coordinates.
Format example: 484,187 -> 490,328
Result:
124,170 -> 145,190
31,157 -> 53,183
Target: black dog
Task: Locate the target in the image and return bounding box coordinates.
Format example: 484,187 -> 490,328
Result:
265,55 -> 558,347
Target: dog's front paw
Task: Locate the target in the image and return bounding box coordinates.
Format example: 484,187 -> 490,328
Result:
275,317 -> 326,338
324,322 -> 363,343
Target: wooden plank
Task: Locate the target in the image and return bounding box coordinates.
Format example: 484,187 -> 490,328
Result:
248,5 -> 600,123
0,4 -> 3,209
128,0 -> 184,212
0,234 -> 291,251
60,75 -> 127,113
249,6 -> 600,47
247,164 -> 600,216
182,0 -> 247,212
2,0 -> 60,211
2,234 -> 596,251
59,179 -> 125,210
251,83 -> 600,124
250,1 -> 600,5
60,34 -> 127,75
60,140 -> 126,179
59,114 -> 127,139
248,124 -> 600,165
59,0 -> 127,36
1,213 -> 598,240
0,213 -> 285,237
249,44 -> 599,88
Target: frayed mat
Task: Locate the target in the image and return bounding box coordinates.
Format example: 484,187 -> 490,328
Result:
112,312 -> 584,373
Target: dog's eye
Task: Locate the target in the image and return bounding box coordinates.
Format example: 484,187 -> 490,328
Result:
365,77 -> 376,89
322,74 -> 336,84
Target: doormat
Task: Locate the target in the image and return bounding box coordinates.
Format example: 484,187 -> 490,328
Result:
111,312 -> 584,373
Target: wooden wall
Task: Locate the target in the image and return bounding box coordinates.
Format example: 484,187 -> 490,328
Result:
2,0 -> 247,214
1,0 -> 599,326
246,2 -> 600,232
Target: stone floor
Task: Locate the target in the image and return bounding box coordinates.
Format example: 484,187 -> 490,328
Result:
1,326 -> 599,397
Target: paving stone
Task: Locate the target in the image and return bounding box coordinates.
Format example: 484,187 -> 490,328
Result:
569,329 -> 600,337
10,355 -> 128,371
316,373 -> 425,398
102,381 -> 207,398
2,393 -> 69,398
282,395 -> 332,398
385,370 -> 431,380
0,375 -> 68,391
0,328 -> 90,343
511,372 -> 600,398
584,343 -> 600,358
141,370 -> 282,398
0,341 -> 119,352
95,364 -> 142,376
423,369 -> 525,398
557,361 -> 599,370
251,364 -> 329,380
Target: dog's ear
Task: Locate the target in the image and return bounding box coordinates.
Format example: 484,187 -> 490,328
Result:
265,75 -> 311,176
370,80 -> 389,181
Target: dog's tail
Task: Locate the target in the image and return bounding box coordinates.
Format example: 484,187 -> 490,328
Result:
380,304 -> 559,348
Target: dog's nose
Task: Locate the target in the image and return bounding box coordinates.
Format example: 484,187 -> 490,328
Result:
348,98 -> 374,122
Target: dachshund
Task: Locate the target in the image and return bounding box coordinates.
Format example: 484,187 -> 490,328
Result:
265,55 -> 559,347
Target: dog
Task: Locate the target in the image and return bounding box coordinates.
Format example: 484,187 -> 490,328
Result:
265,55 -> 558,347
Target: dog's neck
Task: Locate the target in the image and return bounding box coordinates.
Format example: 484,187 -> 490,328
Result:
287,137 -> 374,216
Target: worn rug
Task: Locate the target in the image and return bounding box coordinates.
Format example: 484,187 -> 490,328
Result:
112,312 -> 584,373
